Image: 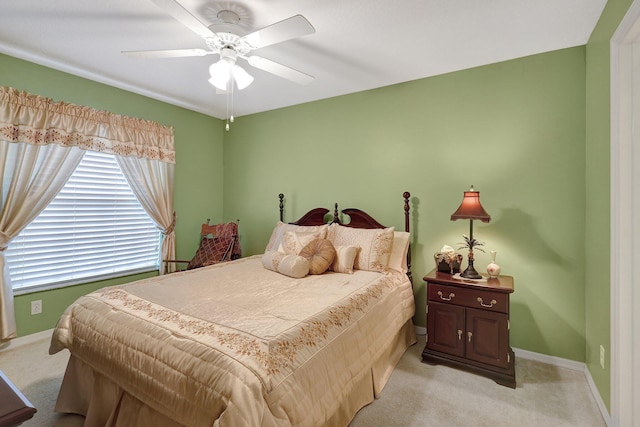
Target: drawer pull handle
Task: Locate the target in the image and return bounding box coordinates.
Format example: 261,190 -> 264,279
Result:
468,331 -> 473,342
477,297 -> 497,308
457,329 -> 462,341
438,291 -> 455,301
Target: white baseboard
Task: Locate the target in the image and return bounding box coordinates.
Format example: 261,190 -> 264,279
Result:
514,347 -> 611,426
414,325 -> 426,335
514,347 -> 585,371
0,328 -> 53,353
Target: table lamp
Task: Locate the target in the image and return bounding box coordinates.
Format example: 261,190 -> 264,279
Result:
450,186 -> 491,279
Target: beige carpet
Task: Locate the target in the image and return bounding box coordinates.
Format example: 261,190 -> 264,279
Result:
0,333 -> 606,427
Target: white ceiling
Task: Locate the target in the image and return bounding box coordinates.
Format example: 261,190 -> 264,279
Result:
0,0 -> 607,119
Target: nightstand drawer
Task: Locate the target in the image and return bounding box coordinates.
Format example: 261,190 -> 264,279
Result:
428,283 -> 509,314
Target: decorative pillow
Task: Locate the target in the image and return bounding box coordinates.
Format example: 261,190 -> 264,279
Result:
299,239 -> 336,275
262,251 -> 310,278
279,230 -> 323,255
326,224 -> 395,272
330,245 -> 360,274
187,236 -> 234,270
265,221 -> 329,253
388,231 -> 411,273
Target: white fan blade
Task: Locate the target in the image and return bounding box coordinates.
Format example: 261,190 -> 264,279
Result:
247,56 -> 314,85
242,15 -> 314,49
149,0 -> 214,39
122,48 -> 213,58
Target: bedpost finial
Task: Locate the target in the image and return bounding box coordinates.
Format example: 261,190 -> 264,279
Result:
333,203 -> 339,224
279,194 -> 285,222
403,191 -> 410,231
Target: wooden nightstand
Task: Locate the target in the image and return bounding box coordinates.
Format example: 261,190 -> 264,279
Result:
422,269 -> 516,388
0,370 -> 36,427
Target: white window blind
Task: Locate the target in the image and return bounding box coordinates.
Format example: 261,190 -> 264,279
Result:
6,150 -> 160,292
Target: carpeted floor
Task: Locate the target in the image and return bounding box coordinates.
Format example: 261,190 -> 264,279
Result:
0,333 -> 606,427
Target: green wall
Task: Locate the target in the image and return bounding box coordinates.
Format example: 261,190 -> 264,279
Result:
224,47 -> 588,361
0,53 -> 225,336
584,0 -> 634,411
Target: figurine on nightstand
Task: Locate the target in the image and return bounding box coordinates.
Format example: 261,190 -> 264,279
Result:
486,250 -> 501,278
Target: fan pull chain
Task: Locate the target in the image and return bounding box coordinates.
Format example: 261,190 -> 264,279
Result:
225,80 -> 235,131
225,82 -> 230,131
230,81 -> 235,124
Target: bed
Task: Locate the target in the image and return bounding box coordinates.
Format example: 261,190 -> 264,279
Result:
49,192 -> 417,427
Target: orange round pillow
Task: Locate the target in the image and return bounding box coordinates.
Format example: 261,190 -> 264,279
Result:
299,239 -> 336,275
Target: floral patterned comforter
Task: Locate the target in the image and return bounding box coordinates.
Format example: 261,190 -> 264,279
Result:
50,255 -> 416,426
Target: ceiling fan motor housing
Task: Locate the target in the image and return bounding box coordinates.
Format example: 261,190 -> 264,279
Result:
206,32 -> 252,55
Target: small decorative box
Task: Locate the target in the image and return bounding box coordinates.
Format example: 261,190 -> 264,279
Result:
434,251 -> 463,274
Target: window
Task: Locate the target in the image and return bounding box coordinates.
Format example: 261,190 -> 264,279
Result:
6,150 -> 160,293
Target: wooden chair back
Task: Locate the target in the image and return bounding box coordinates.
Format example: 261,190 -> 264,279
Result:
200,220 -> 218,240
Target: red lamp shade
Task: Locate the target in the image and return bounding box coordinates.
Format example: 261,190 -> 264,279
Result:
450,187 -> 491,223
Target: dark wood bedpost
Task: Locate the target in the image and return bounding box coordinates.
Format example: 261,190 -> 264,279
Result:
279,194 -> 284,222
403,191 -> 412,283
403,192 -> 410,233
333,203 -> 340,224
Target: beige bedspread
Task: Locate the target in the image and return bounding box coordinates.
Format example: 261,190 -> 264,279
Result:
50,255 -> 416,426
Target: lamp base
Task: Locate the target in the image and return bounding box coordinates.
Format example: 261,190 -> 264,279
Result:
460,264 -> 483,280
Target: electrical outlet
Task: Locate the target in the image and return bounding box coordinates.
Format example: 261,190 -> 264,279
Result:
31,299 -> 42,315
599,345 -> 605,369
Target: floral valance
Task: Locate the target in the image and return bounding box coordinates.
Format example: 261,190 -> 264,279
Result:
0,86 -> 175,163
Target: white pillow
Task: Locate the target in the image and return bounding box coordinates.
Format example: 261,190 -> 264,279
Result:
262,251 -> 310,278
265,221 -> 329,253
326,224 -> 395,272
279,230 -> 323,255
330,245 -> 360,274
388,231 -> 410,273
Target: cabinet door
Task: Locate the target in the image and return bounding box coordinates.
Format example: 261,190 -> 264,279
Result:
465,307 -> 510,369
427,301 -> 465,357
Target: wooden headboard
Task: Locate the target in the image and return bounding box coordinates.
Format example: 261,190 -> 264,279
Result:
277,192 -> 412,280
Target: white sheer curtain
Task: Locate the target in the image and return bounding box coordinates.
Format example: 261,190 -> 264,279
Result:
0,141 -> 85,339
117,156 -> 176,274
0,86 -> 175,341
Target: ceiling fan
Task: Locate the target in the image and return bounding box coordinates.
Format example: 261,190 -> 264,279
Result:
123,0 -> 316,92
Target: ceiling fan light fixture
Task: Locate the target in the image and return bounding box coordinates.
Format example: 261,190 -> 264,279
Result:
209,53 -> 254,91
208,60 -> 231,90
232,65 -> 254,90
